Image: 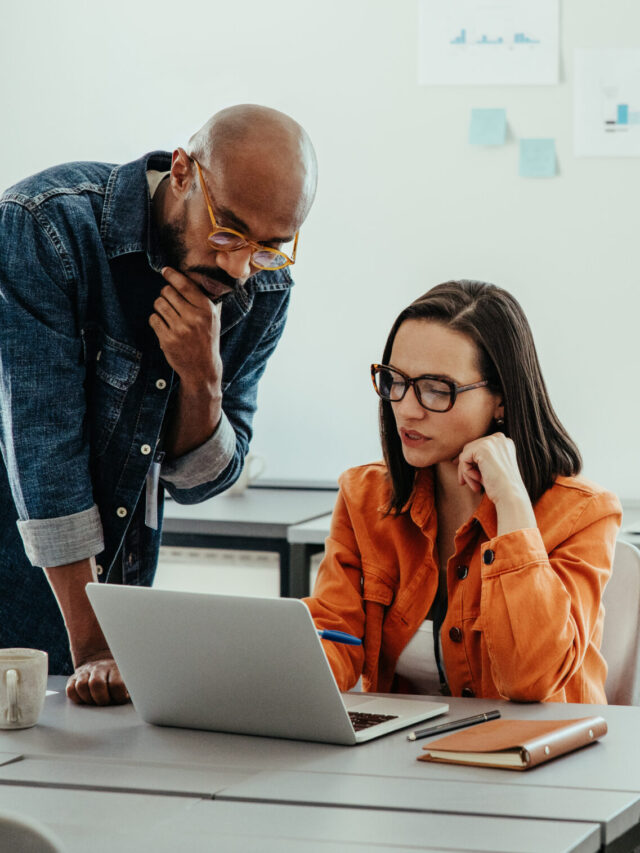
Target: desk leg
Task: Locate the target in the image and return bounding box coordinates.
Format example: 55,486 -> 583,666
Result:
286,544 -> 307,598
287,544 -> 325,599
278,542 -> 291,598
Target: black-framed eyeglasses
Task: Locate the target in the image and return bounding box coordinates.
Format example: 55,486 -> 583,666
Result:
370,364 -> 489,413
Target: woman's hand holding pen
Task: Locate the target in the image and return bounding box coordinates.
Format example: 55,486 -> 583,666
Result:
456,433 -> 536,536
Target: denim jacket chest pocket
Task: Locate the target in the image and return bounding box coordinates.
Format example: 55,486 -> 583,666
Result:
82,327 -> 141,456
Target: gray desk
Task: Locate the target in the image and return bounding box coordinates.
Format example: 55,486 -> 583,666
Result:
0,787 -> 601,853
161,800 -> 602,853
162,486 -> 337,597
217,772 -> 638,848
0,680 -> 639,851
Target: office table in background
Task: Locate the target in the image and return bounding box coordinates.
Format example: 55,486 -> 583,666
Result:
621,501 -> 640,550
162,484 -> 337,597
162,498 -> 640,601
287,512 -> 333,596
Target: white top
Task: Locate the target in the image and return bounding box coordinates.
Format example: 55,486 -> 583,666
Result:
394,620 -> 446,695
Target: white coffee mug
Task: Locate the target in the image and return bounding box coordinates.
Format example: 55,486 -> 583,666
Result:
226,453 -> 266,496
0,648 -> 48,730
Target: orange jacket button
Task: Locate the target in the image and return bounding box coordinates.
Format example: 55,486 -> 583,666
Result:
449,626 -> 463,643
483,549 -> 495,565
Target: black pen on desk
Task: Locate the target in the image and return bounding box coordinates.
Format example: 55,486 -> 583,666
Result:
407,709 -> 501,742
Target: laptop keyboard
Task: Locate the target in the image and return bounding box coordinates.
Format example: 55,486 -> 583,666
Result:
348,711 -> 399,731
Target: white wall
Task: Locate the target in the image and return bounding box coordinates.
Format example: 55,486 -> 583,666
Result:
2,0 -> 638,498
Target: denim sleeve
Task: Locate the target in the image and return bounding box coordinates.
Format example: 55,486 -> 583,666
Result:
161,290 -> 289,503
159,410 -> 236,489
0,201 -> 103,566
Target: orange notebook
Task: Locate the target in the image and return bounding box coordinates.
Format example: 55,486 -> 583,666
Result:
417,716 -> 607,770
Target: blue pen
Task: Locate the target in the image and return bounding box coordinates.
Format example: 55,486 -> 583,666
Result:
317,629 -> 362,646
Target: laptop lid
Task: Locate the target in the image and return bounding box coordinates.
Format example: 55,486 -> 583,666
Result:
86,584 -> 447,745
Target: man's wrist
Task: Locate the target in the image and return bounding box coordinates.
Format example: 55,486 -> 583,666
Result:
71,646 -> 114,669
43,557 -> 110,668
178,370 -> 222,402
165,379 -> 223,459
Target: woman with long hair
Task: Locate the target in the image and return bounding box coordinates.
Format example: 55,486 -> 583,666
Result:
305,280 -> 621,703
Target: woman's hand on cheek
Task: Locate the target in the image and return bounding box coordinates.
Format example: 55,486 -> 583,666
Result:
457,433 -> 524,505
457,433 -> 537,535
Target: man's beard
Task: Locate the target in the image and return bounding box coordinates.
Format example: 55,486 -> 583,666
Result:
156,213 -> 240,303
157,214 -> 189,271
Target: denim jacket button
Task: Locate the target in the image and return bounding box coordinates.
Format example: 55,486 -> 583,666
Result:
95,564 -> 103,576
155,379 -> 167,390
116,506 -> 127,518
140,444 -> 152,455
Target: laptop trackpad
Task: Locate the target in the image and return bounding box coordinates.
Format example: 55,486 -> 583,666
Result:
341,693 -> 426,714
341,693 -> 385,710
341,692 -> 446,717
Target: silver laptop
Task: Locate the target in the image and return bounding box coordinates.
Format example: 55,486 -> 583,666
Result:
86,584 -> 448,745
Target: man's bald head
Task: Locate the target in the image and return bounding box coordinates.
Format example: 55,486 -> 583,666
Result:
187,104 -> 317,231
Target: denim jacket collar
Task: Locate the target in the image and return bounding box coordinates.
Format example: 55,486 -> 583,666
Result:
100,150 -> 170,268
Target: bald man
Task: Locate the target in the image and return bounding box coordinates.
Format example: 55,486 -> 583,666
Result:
0,105 -> 317,704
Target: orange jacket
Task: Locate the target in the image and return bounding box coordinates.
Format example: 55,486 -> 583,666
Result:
304,463 -> 621,703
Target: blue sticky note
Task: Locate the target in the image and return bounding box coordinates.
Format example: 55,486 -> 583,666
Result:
469,109 -> 507,146
519,139 -> 556,178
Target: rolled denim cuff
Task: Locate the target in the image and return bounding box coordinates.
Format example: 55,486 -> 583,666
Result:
160,411 -> 236,489
17,505 -> 104,568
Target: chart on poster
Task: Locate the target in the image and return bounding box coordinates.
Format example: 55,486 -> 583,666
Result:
574,49 -> 640,157
418,0 -> 559,86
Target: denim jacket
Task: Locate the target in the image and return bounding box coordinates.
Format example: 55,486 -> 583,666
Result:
0,152 -> 292,672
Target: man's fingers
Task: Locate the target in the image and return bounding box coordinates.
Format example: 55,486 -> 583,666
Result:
154,279 -> 218,332
88,670 -> 113,706
161,267 -> 209,307
161,266 -> 189,287
66,660 -> 130,706
65,678 -> 82,705
67,671 -> 92,704
107,668 -> 131,705
153,290 -> 184,324
157,285 -> 186,314
148,312 -> 168,333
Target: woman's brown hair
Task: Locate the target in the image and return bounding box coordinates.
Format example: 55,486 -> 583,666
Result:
379,280 -> 582,513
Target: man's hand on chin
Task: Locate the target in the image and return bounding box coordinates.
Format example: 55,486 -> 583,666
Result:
149,266 -> 223,385
66,653 -> 130,706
